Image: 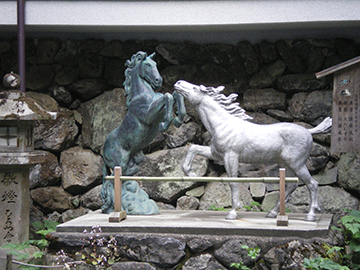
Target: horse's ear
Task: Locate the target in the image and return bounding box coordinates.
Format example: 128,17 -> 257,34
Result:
149,52 -> 156,59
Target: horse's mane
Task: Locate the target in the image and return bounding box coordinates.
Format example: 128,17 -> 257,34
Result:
199,85 -> 253,120
123,51 -> 148,106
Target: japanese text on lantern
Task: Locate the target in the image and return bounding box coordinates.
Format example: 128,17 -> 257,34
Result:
1,172 -> 18,243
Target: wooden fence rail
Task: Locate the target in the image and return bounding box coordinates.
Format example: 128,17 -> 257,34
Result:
106,167 -> 298,226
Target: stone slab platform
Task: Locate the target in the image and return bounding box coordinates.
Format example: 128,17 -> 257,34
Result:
56,210 -> 333,239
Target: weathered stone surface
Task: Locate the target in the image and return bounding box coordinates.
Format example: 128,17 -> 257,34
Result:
100,40 -> 123,58
49,85 -> 73,107
200,63 -> 232,85
0,39 -> 11,53
104,58 -> 126,87
164,122 -> 201,148
156,42 -> 207,65
183,253 -> 225,270
111,262 -> 156,270
26,65 -> 54,91
80,185 -> 103,210
292,39 -> 312,60
70,79 -> 108,101
29,152 -> 62,189
259,40 -> 279,64
61,208 -> 90,223
275,40 -> 305,73
161,64 -> 199,91
54,66 -> 78,86
267,109 -> 293,122
214,239 -> 259,268
36,38 -> 61,64
249,60 -> 286,89
26,91 -> 60,112
277,73 -> 328,93
34,108 -> 79,153
261,191 -> 279,212
237,41 -> 259,75
114,236 -> 186,267
79,88 -> 127,154
205,43 -> 241,67
288,90 -> 332,123
306,143 -> 330,172
187,238 -> 213,254
199,182 -> 252,211
30,186 -> 72,214
138,146 -> 208,202
55,40 -> 79,66
335,38 -> 359,61
78,53 -> 104,78
250,183 -> 266,199
79,39 -> 105,54
176,195 -> 199,210
336,153 -> 360,194
186,186 -> 205,198
243,88 -> 286,111
60,146 -> 103,195
287,185 -> 360,214
313,165 -> 338,186
248,112 -> 279,125
306,47 -> 326,72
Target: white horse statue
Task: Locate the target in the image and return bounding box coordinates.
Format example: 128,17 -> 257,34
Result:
174,80 -> 332,221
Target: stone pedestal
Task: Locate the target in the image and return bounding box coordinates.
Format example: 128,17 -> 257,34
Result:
0,89 -> 56,245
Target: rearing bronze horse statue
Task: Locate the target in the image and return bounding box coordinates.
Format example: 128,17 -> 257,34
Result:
100,51 -> 186,214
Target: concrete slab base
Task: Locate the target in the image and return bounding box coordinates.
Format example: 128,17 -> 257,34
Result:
56,210 -> 332,239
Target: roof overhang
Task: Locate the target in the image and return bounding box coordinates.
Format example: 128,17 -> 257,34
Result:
1,0 -> 360,43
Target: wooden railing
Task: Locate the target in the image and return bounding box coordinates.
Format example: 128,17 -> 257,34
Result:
105,167 -> 298,226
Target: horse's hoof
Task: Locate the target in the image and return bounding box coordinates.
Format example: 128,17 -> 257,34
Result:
305,213 -> 316,222
226,211 -> 237,220
159,122 -> 166,132
265,211 -> 277,218
173,117 -> 182,128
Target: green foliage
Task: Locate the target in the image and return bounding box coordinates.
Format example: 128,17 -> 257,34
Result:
243,201 -> 262,212
230,262 -> 250,270
208,205 -> 228,211
241,245 -> 261,260
303,257 -> 350,270
0,220 -> 58,268
338,209 -> 360,252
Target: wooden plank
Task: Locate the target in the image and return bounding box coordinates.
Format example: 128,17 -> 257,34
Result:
108,166 -> 127,223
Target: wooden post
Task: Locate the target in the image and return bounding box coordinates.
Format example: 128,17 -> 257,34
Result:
109,166 -> 127,223
277,168 -> 289,226
6,254 -> 12,270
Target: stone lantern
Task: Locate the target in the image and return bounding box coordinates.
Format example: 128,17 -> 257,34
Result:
0,84 -> 56,245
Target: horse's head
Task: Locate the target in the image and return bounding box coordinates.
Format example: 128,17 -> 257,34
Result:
174,80 -> 217,106
138,52 -> 163,90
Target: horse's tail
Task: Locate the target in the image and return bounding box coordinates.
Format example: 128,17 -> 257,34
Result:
308,117 -> 332,134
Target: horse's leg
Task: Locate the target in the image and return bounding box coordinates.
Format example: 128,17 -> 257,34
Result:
223,151 -> 240,220
266,182 -> 298,218
182,144 -> 214,176
295,165 -> 320,221
172,91 -> 186,128
159,93 -> 174,131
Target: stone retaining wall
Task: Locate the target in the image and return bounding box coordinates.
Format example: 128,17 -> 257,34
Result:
1,37 -> 360,245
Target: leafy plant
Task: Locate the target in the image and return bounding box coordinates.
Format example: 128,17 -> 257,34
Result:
208,205 -> 228,211
230,262 -> 250,270
243,201 -> 262,211
1,220 -> 59,269
337,209 -> 360,252
303,256 -> 350,270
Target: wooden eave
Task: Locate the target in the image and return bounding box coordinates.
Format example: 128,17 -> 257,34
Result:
316,56 -> 360,79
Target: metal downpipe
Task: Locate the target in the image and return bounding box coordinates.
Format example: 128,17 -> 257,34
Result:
17,0 -> 25,92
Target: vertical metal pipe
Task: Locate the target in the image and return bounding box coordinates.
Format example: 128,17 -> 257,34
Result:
17,0 -> 26,92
